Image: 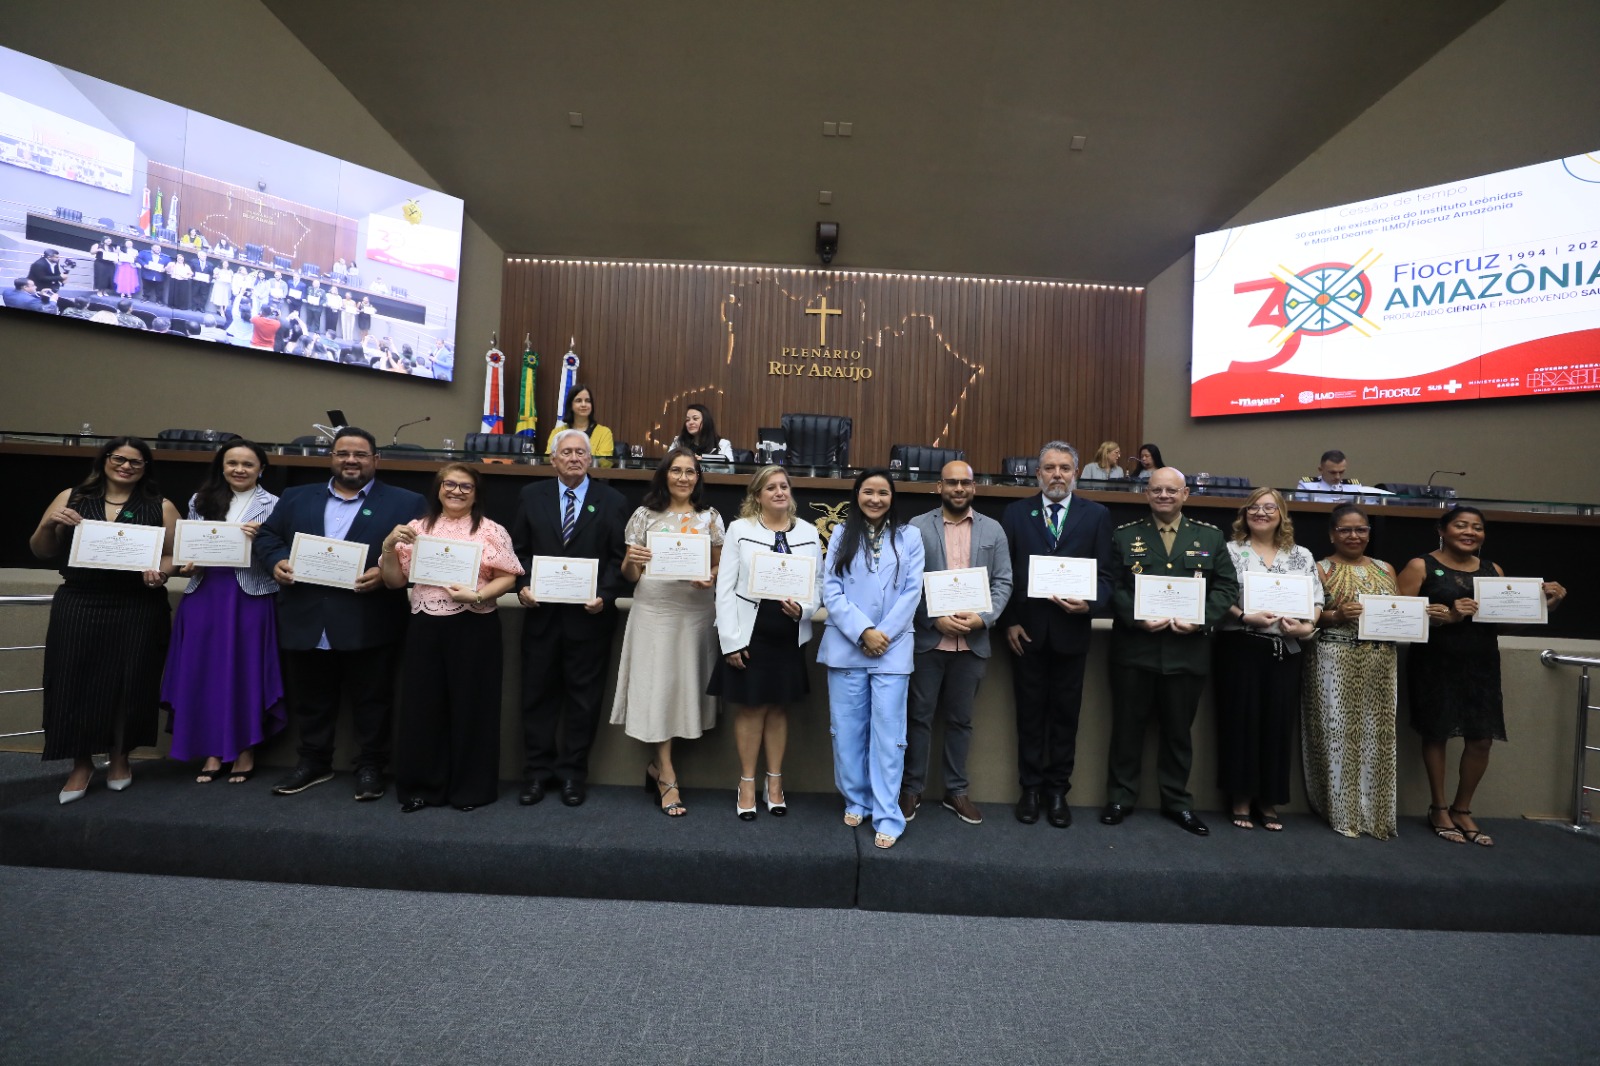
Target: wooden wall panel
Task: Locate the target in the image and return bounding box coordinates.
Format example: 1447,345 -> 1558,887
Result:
146,162 -> 355,270
500,259 -> 1144,472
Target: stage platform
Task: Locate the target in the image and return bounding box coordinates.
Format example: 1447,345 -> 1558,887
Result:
3,755 -> 1597,934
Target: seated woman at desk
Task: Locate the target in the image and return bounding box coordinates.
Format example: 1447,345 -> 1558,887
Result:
676,403 -> 734,461
545,385 -> 615,466
1080,441 -> 1125,480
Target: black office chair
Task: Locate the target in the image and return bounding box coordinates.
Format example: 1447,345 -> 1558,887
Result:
889,444 -> 965,472
1001,456 -> 1040,483
731,448 -> 756,464
98,217 -> 115,229
780,414 -> 852,467
464,433 -> 527,457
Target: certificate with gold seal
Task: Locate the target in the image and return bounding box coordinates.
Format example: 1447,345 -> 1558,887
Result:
1027,556 -> 1097,600
1133,574 -> 1206,625
410,535 -> 483,589
173,520 -> 253,568
747,552 -> 816,603
923,567 -> 993,618
645,531 -> 712,581
531,556 -> 598,603
1472,576 -> 1546,624
1357,595 -> 1430,643
69,520 -> 164,572
1241,572 -> 1317,620
288,533 -> 367,590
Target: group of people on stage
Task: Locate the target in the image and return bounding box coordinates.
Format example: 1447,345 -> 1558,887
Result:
28,413 -> 1566,851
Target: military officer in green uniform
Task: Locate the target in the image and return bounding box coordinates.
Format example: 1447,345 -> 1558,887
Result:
1099,466 -> 1237,836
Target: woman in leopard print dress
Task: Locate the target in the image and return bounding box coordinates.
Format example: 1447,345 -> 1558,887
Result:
1303,503 -> 1398,839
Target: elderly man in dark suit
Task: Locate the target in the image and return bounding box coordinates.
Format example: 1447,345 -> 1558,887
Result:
254,428 -> 426,800
511,428 -> 629,807
901,460 -> 1013,826
998,440 -> 1113,828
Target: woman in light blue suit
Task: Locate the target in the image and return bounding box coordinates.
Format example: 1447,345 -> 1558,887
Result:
819,469 -> 925,849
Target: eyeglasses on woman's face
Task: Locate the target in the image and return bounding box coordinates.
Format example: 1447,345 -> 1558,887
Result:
1246,504 -> 1279,515
440,479 -> 476,494
107,454 -> 146,469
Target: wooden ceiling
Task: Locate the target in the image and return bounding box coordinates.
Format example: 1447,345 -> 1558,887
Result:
261,0 -> 1502,283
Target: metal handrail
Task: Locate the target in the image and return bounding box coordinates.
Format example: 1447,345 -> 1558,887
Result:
1540,650 -> 1600,831
0,594 -> 50,738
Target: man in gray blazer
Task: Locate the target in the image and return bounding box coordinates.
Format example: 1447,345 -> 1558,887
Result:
901,460 -> 1013,824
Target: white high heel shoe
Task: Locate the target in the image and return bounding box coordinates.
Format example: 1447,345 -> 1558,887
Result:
763,772 -> 787,816
107,767 -> 132,792
736,776 -> 758,821
60,768 -> 93,804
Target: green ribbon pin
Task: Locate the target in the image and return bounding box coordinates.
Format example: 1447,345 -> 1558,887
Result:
362,508 -> 372,516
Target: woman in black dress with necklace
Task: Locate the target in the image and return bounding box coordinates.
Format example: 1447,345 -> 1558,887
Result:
1397,505 -> 1564,846
29,437 -> 179,802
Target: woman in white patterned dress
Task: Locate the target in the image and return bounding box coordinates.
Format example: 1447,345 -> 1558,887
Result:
610,449 -> 725,816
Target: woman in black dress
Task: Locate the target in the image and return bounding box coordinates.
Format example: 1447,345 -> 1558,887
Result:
710,466 -> 822,819
89,240 -> 115,295
1397,506 -> 1565,846
28,437 -> 179,802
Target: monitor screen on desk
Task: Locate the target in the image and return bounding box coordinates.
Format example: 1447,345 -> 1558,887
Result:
0,43 -> 463,382
1191,149 -> 1600,416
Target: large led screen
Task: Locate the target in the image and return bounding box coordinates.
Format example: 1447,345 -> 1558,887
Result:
0,44 -> 462,381
1191,151 -> 1600,416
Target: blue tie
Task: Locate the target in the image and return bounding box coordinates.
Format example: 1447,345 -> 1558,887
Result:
1048,503 -> 1063,546
561,489 -> 577,545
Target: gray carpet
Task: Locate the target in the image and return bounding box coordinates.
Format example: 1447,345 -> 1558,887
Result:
1,865 -> 1596,1066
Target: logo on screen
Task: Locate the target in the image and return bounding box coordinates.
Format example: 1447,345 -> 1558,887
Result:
1230,254 -> 1381,371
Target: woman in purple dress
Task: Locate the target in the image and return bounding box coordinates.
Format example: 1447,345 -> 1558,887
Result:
160,441 -> 285,783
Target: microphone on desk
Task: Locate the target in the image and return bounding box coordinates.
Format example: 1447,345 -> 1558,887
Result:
392,416 -> 431,445
1426,470 -> 1466,497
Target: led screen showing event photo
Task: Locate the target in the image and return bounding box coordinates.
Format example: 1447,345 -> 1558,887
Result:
0,44 -> 462,381
1191,150 -> 1600,416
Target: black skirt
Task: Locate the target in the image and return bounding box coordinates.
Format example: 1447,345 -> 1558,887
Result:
707,599 -> 809,706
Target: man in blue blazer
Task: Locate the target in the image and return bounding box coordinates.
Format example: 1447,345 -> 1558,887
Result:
997,441 -> 1113,828
254,428 -> 425,799
511,428 -> 629,807
902,460 -> 1013,825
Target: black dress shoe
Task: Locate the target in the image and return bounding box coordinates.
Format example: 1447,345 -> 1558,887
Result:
1164,809 -> 1210,836
1099,802 -> 1129,825
399,797 -> 427,814
518,780 -> 547,806
560,780 -> 586,807
1015,788 -> 1042,825
353,765 -> 386,802
453,804 -> 478,812
1046,793 -> 1073,828
270,763 -> 333,796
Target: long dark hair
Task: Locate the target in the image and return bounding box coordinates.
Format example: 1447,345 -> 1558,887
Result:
422,463 -> 484,534
641,449 -> 705,512
562,384 -> 596,433
1138,443 -> 1165,469
193,439 -> 270,520
677,403 -> 720,454
830,468 -> 903,579
75,436 -> 160,501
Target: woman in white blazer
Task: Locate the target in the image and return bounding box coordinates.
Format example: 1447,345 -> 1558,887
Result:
817,469 -> 925,848
710,466 -> 822,820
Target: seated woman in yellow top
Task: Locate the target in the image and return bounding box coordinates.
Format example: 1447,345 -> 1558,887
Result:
544,384 -> 614,467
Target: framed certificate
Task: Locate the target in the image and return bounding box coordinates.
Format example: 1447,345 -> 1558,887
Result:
173,520 -> 253,568
530,555 -> 598,604
645,531 -> 712,581
747,551 -> 816,603
1027,556 -> 1096,600
410,535 -> 483,589
288,532 -> 368,590
68,520 -> 164,573
923,567 -> 993,618
1472,576 -> 1547,624
1241,572 -> 1318,620
1357,594 -> 1430,643
1133,574 -> 1206,625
